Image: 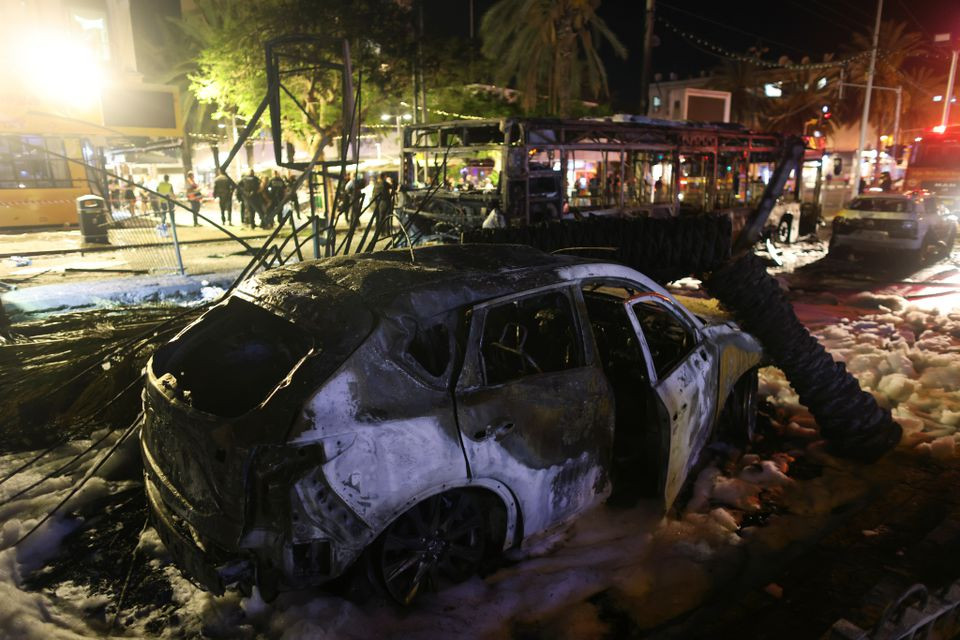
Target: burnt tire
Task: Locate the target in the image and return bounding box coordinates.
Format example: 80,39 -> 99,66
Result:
703,252 -> 901,461
375,490 -> 492,605
776,215 -> 794,245
717,368 -> 759,445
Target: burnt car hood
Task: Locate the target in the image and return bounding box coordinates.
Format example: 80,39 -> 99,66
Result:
142,280 -> 374,549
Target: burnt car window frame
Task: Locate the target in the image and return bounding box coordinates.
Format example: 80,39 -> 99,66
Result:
575,277 -> 651,372
468,284 -> 589,388
623,292 -> 702,382
395,310 -> 458,388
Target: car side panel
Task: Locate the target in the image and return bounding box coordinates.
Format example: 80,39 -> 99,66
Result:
701,324 -> 764,410
289,327 -> 468,545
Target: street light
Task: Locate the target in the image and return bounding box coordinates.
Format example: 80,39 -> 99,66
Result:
381,112 -> 412,142
8,28 -> 104,106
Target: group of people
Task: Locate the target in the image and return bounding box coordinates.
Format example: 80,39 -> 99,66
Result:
106,172 -> 203,226
214,169 -> 301,229
340,172 -> 396,230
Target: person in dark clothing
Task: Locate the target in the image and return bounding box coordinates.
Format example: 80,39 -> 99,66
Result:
238,169 -> 262,229
372,173 -> 394,233
880,171 -> 892,192
185,171 -> 202,226
212,170 -> 234,225
339,172 -> 356,222
123,179 -> 137,214
285,171 -> 302,219
264,170 -> 287,228
108,179 -> 122,212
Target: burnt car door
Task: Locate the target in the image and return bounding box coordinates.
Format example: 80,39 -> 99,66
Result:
454,285 -> 615,538
624,293 -> 719,509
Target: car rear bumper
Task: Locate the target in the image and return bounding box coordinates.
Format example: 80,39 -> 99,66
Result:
831,232 -> 922,252
145,472 -> 251,594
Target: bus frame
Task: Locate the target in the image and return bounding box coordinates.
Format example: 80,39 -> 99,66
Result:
399,116 -> 783,232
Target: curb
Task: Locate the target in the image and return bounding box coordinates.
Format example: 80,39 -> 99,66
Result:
1,270 -> 241,321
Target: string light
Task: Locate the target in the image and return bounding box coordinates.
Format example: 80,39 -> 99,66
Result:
657,15 -> 875,71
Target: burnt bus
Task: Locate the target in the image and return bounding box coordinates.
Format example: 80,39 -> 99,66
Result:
397,116 -> 783,237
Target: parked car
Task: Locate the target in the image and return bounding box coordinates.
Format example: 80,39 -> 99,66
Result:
141,244 -> 763,604
829,192 -> 958,261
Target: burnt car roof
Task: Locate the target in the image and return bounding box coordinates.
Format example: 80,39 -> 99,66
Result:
239,244 -> 595,319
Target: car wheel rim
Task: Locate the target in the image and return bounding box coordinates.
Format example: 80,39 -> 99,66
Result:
777,220 -> 791,244
379,492 -> 486,605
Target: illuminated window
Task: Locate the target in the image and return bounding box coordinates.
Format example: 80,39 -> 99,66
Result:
0,136 -> 73,189
764,83 -> 782,98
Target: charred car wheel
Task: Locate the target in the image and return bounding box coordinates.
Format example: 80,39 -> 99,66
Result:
718,368 -> 759,445
377,491 -> 489,605
776,215 -> 794,245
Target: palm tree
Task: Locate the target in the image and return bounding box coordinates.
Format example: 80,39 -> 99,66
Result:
712,49 -> 768,128
759,58 -> 838,136
139,0 -> 239,171
480,0 -> 627,116
843,20 -> 928,158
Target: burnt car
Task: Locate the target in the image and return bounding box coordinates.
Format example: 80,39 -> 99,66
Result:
830,192 -> 958,261
141,244 -> 762,604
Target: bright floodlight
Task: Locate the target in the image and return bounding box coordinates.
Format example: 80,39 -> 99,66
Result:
380,114 -> 391,121
12,29 -> 103,106
933,125 -> 947,134
402,113 -> 412,121
934,95 -> 944,102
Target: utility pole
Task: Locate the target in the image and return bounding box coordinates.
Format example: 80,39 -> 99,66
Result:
941,48 -> 958,127
852,0 -> 883,199
640,0 -> 656,115
417,0 -> 428,124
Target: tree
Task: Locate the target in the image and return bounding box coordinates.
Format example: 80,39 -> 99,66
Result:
842,20 -> 929,160
480,0 -> 627,116
139,1 -> 242,171
759,58 -> 839,136
712,48 -> 770,129
187,0 -> 416,166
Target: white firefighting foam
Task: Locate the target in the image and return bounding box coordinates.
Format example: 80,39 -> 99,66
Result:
0,297 -> 958,638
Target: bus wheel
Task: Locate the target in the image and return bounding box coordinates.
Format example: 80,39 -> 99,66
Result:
776,215 -> 794,245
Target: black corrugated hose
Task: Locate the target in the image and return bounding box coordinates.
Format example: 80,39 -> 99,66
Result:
466,213 -> 902,461
463,215 -> 731,285
703,252 -> 901,461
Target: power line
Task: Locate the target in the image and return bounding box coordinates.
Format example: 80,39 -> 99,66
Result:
896,0 -> 931,37
783,0 -> 865,34
657,15 -> 874,71
658,2 -> 807,55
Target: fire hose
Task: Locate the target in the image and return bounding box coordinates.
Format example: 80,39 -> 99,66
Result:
465,137 -> 901,462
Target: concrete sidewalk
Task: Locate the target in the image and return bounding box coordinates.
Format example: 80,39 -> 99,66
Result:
0,203 -> 275,258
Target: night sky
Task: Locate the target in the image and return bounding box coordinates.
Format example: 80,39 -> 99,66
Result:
136,0 -> 960,114
422,0 -> 960,112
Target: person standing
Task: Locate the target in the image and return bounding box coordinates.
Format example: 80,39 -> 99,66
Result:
285,171 -> 301,219
372,173 -> 394,233
213,170 -> 234,225
239,169 -> 262,229
185,171 -> 202,226
156,174 -> 174,225
264,170 -> 287,228
123,178 -> 137,215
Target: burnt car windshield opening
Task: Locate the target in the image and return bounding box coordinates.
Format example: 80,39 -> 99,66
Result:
480,289 -> 583,385
152,298 -> 314,417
